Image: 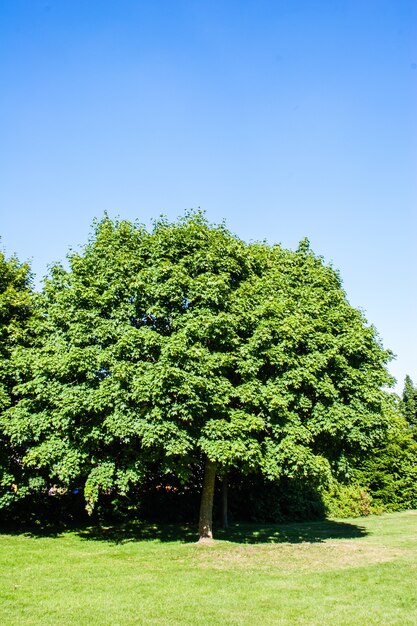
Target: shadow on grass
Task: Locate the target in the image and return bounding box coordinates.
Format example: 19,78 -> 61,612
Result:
1,517 -> 368,545
74,518 -> 368,545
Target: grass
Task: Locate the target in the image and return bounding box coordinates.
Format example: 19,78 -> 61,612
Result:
1,511 -> 416,625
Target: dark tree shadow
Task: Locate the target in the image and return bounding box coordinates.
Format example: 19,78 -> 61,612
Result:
73,517 -> 368,545
215,519 -> 368,544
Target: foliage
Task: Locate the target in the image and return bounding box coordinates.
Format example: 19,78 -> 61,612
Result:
0,250 -> 39,512
1,213 -> 395,530
322,481 -> 373,518
226,473 -> 326,523
0,250 -> 34,412
2,218 -> 152,514
401,375 -> 417,430
354,413 -> 417,512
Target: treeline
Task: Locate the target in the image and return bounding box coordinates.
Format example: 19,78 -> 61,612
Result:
0,212 -> 416,538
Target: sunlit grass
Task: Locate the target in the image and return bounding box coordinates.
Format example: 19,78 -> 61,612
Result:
1,511 -> 416,625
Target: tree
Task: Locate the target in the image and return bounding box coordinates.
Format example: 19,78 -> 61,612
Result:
3,214 -> 394,539
0,249 -> 38,512
355,410 -> 417,512
401,375 -> 417,429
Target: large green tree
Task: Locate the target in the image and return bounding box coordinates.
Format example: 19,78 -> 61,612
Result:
2,214 -> 394,538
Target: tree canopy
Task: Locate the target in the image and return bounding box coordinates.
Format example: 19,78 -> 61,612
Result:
0,214 -> 395,537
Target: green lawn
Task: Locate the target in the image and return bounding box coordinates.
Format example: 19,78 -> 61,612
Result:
1,511 -> 416,625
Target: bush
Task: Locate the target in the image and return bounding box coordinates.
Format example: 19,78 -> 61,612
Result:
322,482 -> 374,518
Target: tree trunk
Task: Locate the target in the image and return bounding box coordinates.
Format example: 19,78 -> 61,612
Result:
222,474 -> 228,529
198,458 -> 217,541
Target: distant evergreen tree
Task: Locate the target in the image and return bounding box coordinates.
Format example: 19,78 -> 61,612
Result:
402,375 -> 417,429
355,412 -> 417,513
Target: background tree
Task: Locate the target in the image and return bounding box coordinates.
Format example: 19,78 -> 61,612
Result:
2,214 -> 395,538
353,409 -> 417,513
0,249 -> 38,514
401,375 -> 417,430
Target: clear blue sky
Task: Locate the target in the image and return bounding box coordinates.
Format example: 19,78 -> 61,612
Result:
1,0 -> 416,392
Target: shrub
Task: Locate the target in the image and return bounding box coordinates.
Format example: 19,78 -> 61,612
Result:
322,481 -> 374,518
